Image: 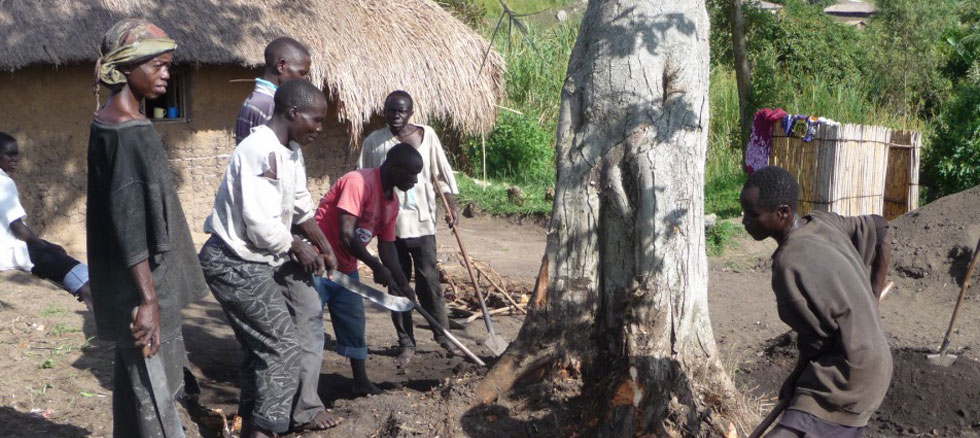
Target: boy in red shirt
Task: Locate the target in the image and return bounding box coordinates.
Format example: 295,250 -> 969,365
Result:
314,143 -> 422,396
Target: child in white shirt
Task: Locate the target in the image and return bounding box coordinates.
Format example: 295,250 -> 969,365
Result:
0,132 -> 91,309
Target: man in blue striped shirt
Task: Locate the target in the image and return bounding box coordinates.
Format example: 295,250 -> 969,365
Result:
235,37 -> 312,144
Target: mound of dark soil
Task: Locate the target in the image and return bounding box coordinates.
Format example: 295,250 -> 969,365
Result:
890,185 -> 980,286
739,333 -> 980,438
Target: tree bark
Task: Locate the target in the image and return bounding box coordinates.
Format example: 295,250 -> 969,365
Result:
730,0 -> 753,164
477,0 -> 747,436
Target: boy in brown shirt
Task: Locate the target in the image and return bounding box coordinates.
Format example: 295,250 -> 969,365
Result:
740,166 -> 892,437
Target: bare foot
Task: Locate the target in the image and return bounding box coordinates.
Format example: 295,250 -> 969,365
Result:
295,410 -> 344,431
395,347 -> 415,369
352,380 -> 383,397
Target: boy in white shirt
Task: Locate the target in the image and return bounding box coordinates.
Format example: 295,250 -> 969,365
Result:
0,132 -> 91,309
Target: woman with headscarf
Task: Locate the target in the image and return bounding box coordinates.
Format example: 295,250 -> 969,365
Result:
86,19 -> 208,438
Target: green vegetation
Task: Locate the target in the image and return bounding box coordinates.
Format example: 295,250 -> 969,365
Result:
41,305 -> 66,317
707,222 -> 745,257
707,0 -> 978,204
464,112 -> 555,186
456,174 -> 553,216
922,2 -> 980,199
924,79 -> 980,197
455,7 -> 577,216
49,323 -> 80,336
443,0 -> 980,220
472,0 -> 570,20
707,67 -> 746,218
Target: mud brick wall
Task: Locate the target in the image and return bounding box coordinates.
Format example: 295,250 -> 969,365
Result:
0,65 -> 352,249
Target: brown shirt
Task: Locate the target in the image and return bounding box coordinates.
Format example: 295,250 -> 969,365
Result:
771,211 -> 892,427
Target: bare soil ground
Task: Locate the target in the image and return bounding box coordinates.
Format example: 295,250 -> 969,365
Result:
1,196 -> 979,437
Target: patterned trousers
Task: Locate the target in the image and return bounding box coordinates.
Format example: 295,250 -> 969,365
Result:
200,237 -> 322,434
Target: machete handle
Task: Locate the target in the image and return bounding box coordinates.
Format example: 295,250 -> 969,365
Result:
131,306 -> 154,358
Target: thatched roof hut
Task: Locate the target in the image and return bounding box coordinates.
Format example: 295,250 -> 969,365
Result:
0,0 -> 504,244
0,0 -> 505,139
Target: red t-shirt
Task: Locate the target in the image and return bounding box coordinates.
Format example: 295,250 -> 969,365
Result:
315,168 -> 399,273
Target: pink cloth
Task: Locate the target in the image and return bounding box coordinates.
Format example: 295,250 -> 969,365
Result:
745,108 -> 788,174
315,168 -> 399,273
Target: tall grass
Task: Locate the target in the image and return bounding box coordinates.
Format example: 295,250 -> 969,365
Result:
457,17 -> 578,216
706,67 -> 746,218
499,21 -> 579,127
475,0 -> 572,21
756,73 -> 923,131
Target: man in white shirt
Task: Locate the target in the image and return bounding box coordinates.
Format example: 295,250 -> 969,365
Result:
358,90 -> 459,367
0,132 -> 92,309
199,80 -> 341,437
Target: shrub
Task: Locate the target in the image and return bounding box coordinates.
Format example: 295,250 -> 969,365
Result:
707,222 -> 744,256
465,111 -> 555,185
923,81 -> 980,200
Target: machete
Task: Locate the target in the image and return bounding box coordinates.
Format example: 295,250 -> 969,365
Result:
131,308 -> 184,437
329,270 -> 415,312
331,271 -> 486,366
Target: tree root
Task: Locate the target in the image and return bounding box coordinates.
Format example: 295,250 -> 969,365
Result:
473,344 -> 557,406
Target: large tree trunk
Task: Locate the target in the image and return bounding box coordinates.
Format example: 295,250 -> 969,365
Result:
730,0 -> 754,164
477,0 -> 747,436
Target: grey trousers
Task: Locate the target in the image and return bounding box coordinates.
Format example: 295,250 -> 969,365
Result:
276,261 -> 327,427
112,336 -> 187,438
199,237 -> 325,433
768,409 -> 866,438
391,235 -> 449,349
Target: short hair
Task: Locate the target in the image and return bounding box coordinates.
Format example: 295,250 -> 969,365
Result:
264,37 -> 310,66
273,79 -> 325,115
384,90 -> 414,109
385,143 -> 423,170
0,132 -> 16,153
744,166 -> 799,212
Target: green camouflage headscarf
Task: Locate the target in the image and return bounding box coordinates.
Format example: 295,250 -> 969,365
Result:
93,19 -> 176,108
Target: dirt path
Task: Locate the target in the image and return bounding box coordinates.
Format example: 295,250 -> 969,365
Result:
2,214 -> 978,437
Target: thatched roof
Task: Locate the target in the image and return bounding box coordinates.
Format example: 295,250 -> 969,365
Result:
824,1 -> 876,17
0,0 -> 505,138
753,1 -> 784,12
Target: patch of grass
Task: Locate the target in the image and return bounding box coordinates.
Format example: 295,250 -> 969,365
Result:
475,0 -> 572,21
705,172 -> 746,219
48,323 -> 80,336
706,222 -> 745,257
41,305 -> 66,317
39,358 -> 56,369
456,173 -> 552,217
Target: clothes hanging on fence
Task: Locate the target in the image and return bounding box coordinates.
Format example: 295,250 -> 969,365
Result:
782,114 -> 807,137
782,115 -> 841,142
745,108 -> 788,174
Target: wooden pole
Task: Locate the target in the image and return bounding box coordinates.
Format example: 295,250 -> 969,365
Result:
481,134 -> 487,181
